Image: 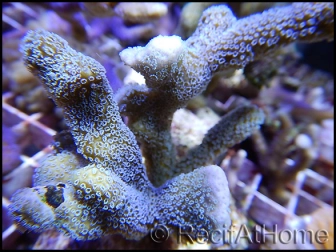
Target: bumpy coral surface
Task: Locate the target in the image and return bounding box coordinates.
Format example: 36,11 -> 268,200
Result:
8,29 -> 234,242
7,2 -> 333,246
118,2 -> 333,186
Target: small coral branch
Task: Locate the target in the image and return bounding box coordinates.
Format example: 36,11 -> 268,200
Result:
251,113 -> 317,204
175,105 -> 265,176
188,2 -> 334,73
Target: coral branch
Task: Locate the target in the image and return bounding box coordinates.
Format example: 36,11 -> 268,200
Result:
21,29 -> 150,191
118,2 -> 333,186
175,105 -> 265,175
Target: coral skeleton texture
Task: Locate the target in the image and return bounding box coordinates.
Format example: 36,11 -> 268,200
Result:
7,2 -> 333,245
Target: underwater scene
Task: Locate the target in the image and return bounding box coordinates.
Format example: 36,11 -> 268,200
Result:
2,2 -> 334,250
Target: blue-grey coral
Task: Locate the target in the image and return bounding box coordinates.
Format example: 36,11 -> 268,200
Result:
9,29 -> 232,241
175,105 -> 265,175
117,2 -> 334,186
8,2 -> 333,243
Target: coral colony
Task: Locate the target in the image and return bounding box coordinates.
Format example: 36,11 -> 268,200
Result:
8,2 -> 334,244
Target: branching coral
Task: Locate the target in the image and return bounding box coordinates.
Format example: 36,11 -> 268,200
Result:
175,105 -> 265,176
251,113 -> 318,204
117,2 -> 333,186
8,2 -> 333,245
9,29 -> 232,242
